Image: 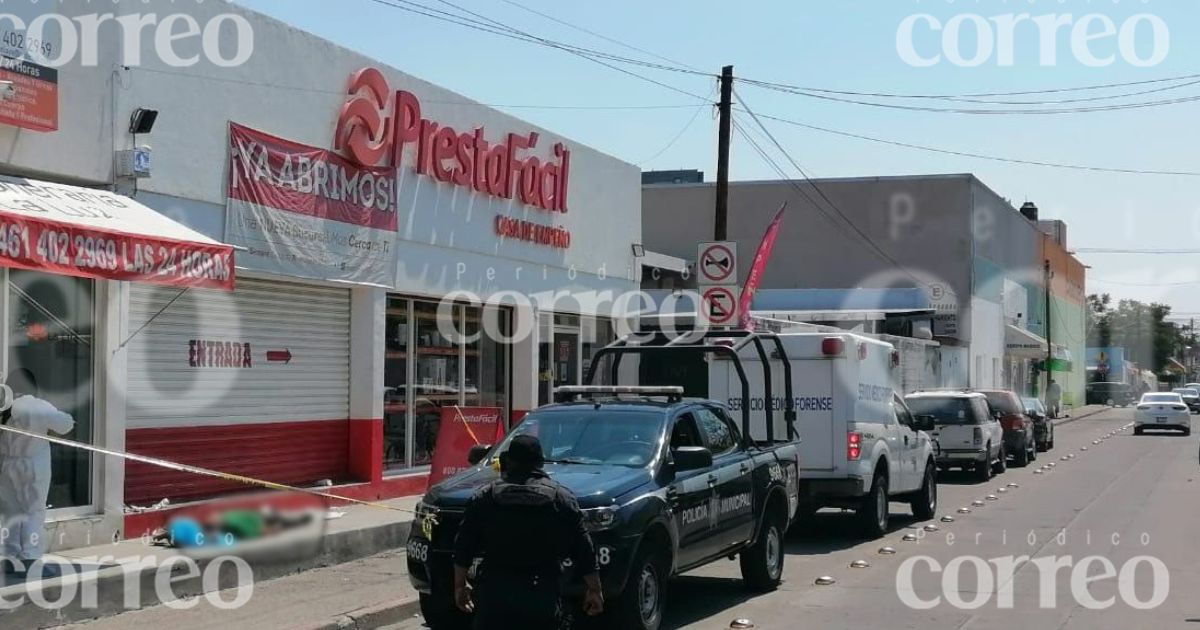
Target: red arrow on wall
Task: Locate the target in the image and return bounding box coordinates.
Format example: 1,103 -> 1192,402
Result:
266,349 -> 293,364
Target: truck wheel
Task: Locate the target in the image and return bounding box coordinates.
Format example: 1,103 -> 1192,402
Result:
909,462 -> 937,520
420,593 -> 471,630
858,471 -> 889,538
610,545 -> 667,630
741,510 -> 785,591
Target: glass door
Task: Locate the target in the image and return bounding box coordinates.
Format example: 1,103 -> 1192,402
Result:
6,269 -> 96,512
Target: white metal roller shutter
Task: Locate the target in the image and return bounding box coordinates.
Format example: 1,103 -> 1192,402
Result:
126,278 -> 351,429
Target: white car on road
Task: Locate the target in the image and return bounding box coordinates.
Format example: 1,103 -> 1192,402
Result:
1134,392 -> 1192,436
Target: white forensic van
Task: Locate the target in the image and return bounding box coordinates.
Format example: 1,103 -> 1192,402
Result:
709,332 -> 939,537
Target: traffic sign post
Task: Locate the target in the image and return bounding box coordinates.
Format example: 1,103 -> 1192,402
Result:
697,241 -> 738,285
701,285 -> 738,327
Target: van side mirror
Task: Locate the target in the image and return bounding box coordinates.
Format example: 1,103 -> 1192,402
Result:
913,415 -> 937,432
467,444 -> 492,466
672,446 -> 713,472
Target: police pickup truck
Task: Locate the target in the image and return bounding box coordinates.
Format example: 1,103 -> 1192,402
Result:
407,332 -> 801,630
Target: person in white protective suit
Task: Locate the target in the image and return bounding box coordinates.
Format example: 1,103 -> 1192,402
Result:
0,368 -> 74,576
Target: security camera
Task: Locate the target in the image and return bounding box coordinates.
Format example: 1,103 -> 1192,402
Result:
0,81 -> 14,101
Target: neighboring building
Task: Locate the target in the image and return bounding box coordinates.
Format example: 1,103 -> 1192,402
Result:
0,1 -> 641,545
642,169 -> 704,185
642,174 -> 1087,405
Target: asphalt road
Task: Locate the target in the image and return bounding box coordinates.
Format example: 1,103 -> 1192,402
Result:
387,406 -> 1200,630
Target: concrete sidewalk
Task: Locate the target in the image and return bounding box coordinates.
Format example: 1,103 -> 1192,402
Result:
60,550 -> 421,630
3,495 -> 420,628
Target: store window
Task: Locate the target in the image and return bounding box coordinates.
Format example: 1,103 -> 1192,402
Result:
383,297 -> 511,472
383,296 -> 409,469
7,270 -> 95,509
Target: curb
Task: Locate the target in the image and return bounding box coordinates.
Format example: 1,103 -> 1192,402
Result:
296,596 -> 422,630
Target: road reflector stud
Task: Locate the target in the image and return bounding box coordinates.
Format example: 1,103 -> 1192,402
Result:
997,487 -> 1007,493
958,507 -> 972,514
923,524 -> 939,532
1034,469 -> 1044,474
730,619 -> 755,629
902,533 -> 919,542
815,576 -> 837,586
941,515 -> 955,523
972,500 -> 985,507
986,494 -> 999,501
879,546 -> 897,555
1007,483 -> 1019,488
851,560 -> 871,569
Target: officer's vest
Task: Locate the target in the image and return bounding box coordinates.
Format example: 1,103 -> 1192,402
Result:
485,478 -> 564,571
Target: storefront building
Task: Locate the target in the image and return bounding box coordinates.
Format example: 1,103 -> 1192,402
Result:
0,1 -> 640,545
642,174 -> 1087,399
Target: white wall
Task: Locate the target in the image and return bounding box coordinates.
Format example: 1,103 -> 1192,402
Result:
970,297 -> 1005,388
110,1 -> 641,304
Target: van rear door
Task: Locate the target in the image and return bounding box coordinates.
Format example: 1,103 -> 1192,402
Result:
796,361 -> 836,470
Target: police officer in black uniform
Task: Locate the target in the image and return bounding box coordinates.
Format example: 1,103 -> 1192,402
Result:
453,435 -> 604,629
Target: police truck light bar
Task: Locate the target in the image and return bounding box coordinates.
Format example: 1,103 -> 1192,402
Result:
556,385 -> 684,397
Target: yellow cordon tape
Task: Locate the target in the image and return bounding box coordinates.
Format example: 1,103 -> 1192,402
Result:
0,423 -> 417,514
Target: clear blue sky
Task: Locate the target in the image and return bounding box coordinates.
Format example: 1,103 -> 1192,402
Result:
238,0 -> 1200,320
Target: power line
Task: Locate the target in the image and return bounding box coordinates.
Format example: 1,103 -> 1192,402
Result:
638,84 -> 717,166
131,66 -> 696,110
370,0 -> 711,101
369,0 -> 708,77
746,110 -> 1200,177
497,0 -> 701,72
941,78 -> 1200,106
733,92 -> 932,290
738,72 -> 1200,100
357,0 -> 1199,178
737,78 -> 1200,115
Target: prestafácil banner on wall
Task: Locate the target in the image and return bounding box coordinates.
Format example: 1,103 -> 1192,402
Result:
226,123 -> 399,287
428,406 -> 505,487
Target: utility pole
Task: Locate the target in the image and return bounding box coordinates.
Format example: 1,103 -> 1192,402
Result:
1044,259 -> 1052,397
714,65 -> 733,241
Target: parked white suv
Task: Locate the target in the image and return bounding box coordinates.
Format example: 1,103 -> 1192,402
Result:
905,391 -> 1005,482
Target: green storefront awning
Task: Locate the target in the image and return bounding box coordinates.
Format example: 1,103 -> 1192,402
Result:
1045,358 -> 1073,372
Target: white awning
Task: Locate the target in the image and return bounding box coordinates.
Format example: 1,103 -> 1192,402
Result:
0,176 -> 234,290
640,249 -> 690,274
1005,324 -> 1048,359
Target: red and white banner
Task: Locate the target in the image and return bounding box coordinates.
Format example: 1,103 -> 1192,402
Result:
428,406 -> 504,487
226,123 -> 399,287
738,204 -> 787,330
0,176 -> 234,290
